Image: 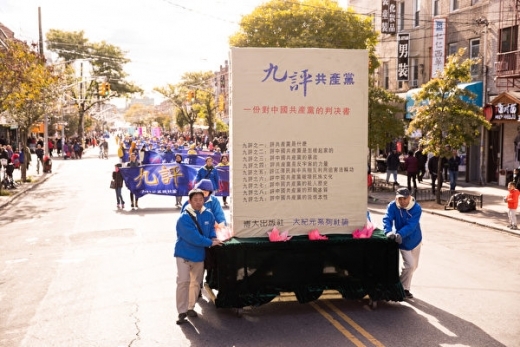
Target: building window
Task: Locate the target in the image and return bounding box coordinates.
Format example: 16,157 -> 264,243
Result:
383,62 -> 389,89
470,39 -> 480,76
414,0 -> 420,27
398,2 -> 405,32
411,58 -> 419,87
433,0 -> 440,16
451,0 -> 459,11
471,0 -> 479,5
500,26 -> 518,53
448,43 -> 458,56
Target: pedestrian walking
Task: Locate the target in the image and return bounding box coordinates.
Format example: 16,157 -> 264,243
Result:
414,146 -> 427,182
448,149 -> 461,191
504,181 -> 520,230
428,154 -> 442,194
382,188 -> 423,299
35,144 -> 44,174
404,150 -> 419,192
386,149 -> 400,186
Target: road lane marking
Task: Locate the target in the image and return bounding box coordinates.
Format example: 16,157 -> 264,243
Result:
310,302 -> 366,347
5,258 -> 28,264
323,300 -> 385,347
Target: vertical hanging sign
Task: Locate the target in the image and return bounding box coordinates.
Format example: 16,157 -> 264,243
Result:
432,18 -> 447,77
381,0 -> 397,34
397,33 -> 410,81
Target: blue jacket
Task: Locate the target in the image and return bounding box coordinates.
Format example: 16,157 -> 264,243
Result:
195,165 -> 220,191
174,206 -> 216,262
382,198 -> 423,251
181,195 -> 227,225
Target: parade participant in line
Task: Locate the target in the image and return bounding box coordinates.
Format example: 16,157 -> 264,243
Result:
174,189 -> 222,324
175,154 -> 184,208
195,156 -> 220,192
112,163 -> 125,209
181,179 -> 227,226
127,152 -> 140,209
216,154 -> 230,207
382,188 -> 423,299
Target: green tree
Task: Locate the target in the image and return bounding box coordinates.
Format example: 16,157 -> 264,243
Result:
229,0 -> 379,70
46,30 -> 142,141
155,71 -> 219,140
368,82 -> 405,151
409,49 -> 491,203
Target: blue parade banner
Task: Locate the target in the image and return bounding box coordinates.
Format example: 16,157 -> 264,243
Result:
119,163 -> 229,199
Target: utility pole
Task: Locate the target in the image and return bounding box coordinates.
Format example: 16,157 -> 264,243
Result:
476,17 -> 489,186
38,7 -> 49,157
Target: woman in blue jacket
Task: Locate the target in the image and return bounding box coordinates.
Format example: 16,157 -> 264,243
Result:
181,179 -> 227,226
195,157 -> 220,192
382,187 -> 423,299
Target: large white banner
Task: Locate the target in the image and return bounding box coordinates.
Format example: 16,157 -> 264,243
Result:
230,48 -> 368,238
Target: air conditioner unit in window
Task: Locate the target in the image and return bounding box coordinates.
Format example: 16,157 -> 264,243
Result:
410,80 -> 418,88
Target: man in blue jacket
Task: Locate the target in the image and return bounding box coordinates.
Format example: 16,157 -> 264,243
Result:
174,189 -> 222,324
382,187 -> 423,299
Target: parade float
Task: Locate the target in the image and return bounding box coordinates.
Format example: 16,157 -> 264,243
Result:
121,48 -> 404,309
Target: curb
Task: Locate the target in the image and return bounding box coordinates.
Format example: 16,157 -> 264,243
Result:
0,172 -> 54,209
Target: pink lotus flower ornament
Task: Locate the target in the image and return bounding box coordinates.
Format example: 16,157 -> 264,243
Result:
308,229 -> 328,240
352,220 -> 375,239
267,227 -> 292,242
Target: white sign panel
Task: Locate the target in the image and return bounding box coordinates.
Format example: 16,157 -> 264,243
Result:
432,18 -> 447,77
230,48 -> 368,238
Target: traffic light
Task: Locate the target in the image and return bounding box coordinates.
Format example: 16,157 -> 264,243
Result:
105,82 -> 110,96
187,91 -> 194,101
98,82 -> 105,96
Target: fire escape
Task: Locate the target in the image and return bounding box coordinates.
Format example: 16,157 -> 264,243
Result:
495,0 -> 520,90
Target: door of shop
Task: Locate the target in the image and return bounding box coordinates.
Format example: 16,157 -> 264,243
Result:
487,125 -> 501,182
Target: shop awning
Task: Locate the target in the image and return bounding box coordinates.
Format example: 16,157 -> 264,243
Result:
404,81 -> 483,119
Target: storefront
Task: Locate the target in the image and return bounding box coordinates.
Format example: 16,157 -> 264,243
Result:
484,91 -> 520,185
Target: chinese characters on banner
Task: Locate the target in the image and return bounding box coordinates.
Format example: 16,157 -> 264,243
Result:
432,18 -> 447,77
397,33 -> 410,81
494,103 -> 519,120
381,0 -> 397,34
230,48 -> 368,238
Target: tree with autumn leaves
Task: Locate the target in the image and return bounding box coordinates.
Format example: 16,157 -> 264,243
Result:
0,38 -> 61,181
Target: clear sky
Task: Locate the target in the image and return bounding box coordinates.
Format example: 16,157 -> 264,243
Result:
0,0 -> 348,101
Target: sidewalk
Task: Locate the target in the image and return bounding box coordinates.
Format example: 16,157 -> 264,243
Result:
0,151 -> 69,209
368,172 -> 520,236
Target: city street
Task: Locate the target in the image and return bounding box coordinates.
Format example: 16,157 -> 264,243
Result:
1,148 -> 519,347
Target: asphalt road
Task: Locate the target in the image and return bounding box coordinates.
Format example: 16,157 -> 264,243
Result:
1,149 -> 519,347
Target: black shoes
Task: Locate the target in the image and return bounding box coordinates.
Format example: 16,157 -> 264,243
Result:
176,313 -> 187,324
404,290 -> 414,299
